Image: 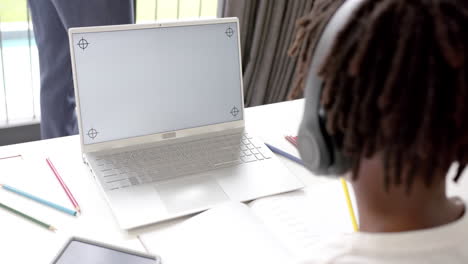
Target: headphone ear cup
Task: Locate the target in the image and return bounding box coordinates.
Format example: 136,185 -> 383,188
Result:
298,92 -> 351,177
298,120 -> 331,174
298,85 -> 352,176
297,0 -> 365,176
298,78 -> 335,175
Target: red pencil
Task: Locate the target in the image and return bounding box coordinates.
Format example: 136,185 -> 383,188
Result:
285,136 -> 298,147
46,158 -> 81,214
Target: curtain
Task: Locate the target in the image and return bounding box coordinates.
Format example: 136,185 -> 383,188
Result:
220,0 -> 314,107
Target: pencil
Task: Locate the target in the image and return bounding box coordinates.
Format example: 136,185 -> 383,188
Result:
265,143 -> 304,166
46,158 -> 81,214
340,178 -> 359,231
0,155 -> 22,161
284,136 -> 298,147
0,202 -> 56,231
0,184 -> 77,216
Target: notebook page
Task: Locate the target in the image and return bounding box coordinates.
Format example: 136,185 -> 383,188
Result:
139,202 -> 293,264
248,181 -> 356,259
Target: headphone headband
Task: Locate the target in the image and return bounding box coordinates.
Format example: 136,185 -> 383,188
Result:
298,0 -> 366,175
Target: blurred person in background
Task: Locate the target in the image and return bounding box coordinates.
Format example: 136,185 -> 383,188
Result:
29,0 -> 134,139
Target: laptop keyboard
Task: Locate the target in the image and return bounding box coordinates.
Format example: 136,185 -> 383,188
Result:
94,133 -> 272,190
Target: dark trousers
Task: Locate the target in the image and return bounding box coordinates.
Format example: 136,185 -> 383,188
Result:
28,0 -> 134,139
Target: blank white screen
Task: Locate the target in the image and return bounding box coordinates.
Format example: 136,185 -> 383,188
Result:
54,240 -> 155,264
71,21 -> 243,145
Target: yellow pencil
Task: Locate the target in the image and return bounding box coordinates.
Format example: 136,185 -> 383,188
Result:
340,178 -> 359,231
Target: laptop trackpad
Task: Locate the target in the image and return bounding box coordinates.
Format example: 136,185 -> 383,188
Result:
154,175 -> 229,214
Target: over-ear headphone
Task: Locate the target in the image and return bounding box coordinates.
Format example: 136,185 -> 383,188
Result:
298,0 -> 366,176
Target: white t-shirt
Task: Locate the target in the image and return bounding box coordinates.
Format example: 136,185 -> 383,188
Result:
299,208 -> 468,264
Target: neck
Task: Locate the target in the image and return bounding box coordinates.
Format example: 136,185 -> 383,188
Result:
354,188 -> 464,232
352,156 -> 465,233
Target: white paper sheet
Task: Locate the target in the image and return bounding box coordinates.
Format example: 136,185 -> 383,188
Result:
139,202 -> 292,264
248,181 -> 355,258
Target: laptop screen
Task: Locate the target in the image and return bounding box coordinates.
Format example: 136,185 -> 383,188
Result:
71,21 -> 243,145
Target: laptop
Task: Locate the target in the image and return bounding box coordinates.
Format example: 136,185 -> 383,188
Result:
69,18 -> 304,230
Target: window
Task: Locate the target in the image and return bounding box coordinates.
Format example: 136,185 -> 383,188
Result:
137,0 -> 218,22
0,0 -> 218,127
0,0 -> 38,126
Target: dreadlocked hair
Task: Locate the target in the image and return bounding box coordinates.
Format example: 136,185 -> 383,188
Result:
288,0 -> 345,99
294,0 -> 468,192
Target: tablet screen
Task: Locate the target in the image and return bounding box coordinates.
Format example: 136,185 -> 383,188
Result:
54,240 -> 157,264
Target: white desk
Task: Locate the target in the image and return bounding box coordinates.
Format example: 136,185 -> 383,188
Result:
0,99 -> 316,263
0,133 -> 145,262
1,99 -> 466,263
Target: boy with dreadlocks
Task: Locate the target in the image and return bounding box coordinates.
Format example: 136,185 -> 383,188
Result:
289,0 -> 468,263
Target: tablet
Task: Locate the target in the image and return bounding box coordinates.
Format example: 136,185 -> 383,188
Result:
52,237 -> 161,264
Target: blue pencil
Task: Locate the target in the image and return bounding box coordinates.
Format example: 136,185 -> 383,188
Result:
0,184 -> 77,216
265,143 -> 304,166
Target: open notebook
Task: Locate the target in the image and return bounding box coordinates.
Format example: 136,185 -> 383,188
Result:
139,181 -> 355,264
